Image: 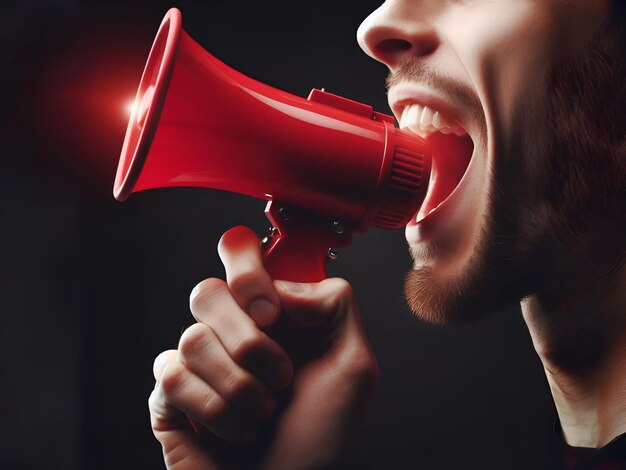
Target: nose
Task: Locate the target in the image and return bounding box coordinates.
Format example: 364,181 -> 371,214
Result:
357,1 -> 439,69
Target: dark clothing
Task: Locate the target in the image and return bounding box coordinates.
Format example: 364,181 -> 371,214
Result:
561,430 -> 626,470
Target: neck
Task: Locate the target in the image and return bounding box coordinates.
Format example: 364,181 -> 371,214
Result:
521,217 -> 626,448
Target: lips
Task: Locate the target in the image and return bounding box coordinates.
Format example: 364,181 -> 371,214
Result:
395,99 -> 474,224
416,133 -> 473,222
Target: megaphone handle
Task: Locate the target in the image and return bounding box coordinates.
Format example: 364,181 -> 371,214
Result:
262,202 -> 353,283
262,235 -> 328,282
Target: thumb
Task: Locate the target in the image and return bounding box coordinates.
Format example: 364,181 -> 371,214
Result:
274,278 -> 357,329
273,277 -> 380,395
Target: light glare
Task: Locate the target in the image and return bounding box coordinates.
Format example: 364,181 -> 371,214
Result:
125,99 -> 136,116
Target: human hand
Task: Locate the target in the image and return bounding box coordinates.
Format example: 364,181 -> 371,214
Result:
148,226 -> 380,469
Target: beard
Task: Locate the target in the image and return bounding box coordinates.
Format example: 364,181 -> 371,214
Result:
404,21 -> 626,325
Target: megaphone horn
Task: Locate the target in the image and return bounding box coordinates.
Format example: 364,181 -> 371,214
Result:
114,8 -> 432,282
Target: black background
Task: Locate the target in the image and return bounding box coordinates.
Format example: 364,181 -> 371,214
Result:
2,1 -> 562,468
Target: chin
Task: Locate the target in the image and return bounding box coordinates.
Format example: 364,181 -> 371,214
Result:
402,131 -> 502,325
404,241 -> 488,326
403,236 -> 530,326
402,139 -> 535,326
388,82 -> 506,324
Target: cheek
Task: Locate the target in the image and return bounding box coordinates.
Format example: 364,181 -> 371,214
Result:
443,3 -> 556,145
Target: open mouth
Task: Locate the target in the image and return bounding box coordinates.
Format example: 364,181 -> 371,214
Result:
398,103 -> 474,223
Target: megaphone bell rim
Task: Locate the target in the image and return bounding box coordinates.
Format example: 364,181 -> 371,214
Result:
113,8 -> 182,201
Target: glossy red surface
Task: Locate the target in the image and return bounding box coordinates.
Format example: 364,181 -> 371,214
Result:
114,8 -> 432,281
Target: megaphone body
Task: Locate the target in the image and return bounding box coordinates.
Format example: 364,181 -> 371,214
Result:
114,8 -> 432,282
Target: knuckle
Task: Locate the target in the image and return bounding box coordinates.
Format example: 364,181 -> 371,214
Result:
179,323 -> 215,359
189,278 -> 226,312
147,389 -> 159,413
331,278 -> 354,300
148,389 -> 169,427
228,270 -> 263,297
339,349 -> 380,391
153,349 -> 177,380
159,361 -> 186,395
323,278 -> 355,312
231,330 -> 266,364
223,371 -> 256,403
200,393 -> 229,424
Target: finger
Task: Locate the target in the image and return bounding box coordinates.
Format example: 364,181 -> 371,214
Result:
154,349 -> 178,381
190,279 -> 293,390
178,323 -> 275,421
218,226 -> 280,327
147,407 -> 218,470
155,360 -> 259,444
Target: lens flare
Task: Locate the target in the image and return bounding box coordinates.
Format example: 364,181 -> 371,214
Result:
125,99 -> 136,117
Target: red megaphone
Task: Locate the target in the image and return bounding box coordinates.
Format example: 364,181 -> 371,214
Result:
114,8 -> 431,282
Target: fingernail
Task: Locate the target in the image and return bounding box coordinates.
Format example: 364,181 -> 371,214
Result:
249,299 -> 277,325
263,361 -> 292,389
277,281 -> 312,294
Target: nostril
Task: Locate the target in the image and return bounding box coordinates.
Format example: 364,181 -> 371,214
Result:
375,35 -> 438,62
378,38 -> 412,55
357,6 -> 440,66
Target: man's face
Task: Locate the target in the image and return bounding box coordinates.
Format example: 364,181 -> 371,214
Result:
357,1 -> 625,324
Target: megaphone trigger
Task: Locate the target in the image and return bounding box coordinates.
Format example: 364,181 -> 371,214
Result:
261,201 -> 354,282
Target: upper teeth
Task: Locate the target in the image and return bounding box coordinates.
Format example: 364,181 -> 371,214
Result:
400,104 -> 467,138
